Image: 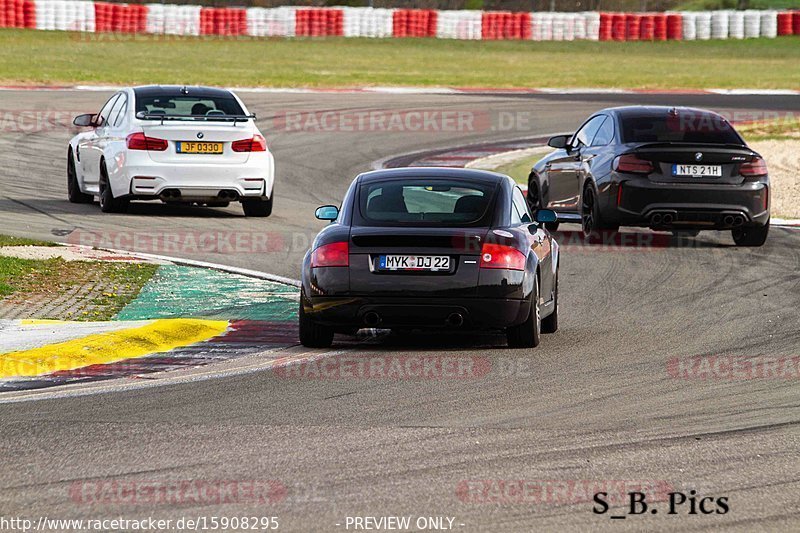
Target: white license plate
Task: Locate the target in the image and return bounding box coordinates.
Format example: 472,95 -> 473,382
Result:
378,255 -> 450,271
672,164 -> 722,177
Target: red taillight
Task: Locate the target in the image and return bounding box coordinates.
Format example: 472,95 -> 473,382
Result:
617,182 -> 624,206
479,243 -> 525,271
740,156 -> 768,177
310,241 -> 349,268
613,154 -> 654,174
126,132 -> 167,151
232,134 -> 267,153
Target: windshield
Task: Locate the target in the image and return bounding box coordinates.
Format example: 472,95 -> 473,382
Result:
358,179 -> 495,226
134,94 -> 245,117
621,114 -> 743,144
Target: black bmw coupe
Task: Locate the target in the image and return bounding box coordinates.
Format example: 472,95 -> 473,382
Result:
528,106 -> 770,246
300,167 -> 561,349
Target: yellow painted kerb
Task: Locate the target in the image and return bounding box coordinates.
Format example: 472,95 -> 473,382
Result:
0,319 -> 229,379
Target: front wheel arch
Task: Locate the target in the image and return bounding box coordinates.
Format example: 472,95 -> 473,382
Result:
67,146 -> 92,204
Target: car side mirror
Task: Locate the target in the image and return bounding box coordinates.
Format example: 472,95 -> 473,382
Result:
547,134 -> 570,149
315,205 -> 339,221
73,113 -> 96,127
534,209 -> 558,224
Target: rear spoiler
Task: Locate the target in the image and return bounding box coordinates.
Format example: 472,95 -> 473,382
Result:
632,141 -> 751,152
135,112 -> 256,125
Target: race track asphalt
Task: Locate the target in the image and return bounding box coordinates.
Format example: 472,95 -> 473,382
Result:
0,90 -> 798,531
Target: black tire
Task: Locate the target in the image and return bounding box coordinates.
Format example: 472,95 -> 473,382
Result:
526,177 -> 559,231
242,195 -> 273,217
298,298 -> 334,348
541,271 -> 558,334
732,221 -> 769,247
506,275 -> 541,348
67,149 -> 92,204
525,173 -> 540,213
581,183 -> 617,239
98,163 -> 129,214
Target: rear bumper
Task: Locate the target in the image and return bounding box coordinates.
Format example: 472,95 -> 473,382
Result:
611,176 -> 769,228
303,296 -> 531,330
117,151 -> 274,200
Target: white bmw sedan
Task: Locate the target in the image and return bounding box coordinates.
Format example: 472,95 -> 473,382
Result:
67,85 -> 275,217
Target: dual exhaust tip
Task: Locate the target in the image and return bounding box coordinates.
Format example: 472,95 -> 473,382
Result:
160,189 -> 181,200
650,211 -> 745,227
160,190 -> 240,200
650,212 -> 675,225
723,215 -> 745,227
362,312 -> 464,328
218,190 -> 239,200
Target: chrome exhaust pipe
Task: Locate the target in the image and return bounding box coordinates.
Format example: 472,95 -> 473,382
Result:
662,213 -> 674,224
651,213 -> 663,225
445,313 -> 464,327
733,216 -> 744,227
723,215 -> 735,226
363,312 -> 381,327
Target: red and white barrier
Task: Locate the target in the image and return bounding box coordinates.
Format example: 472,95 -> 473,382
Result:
537,12 -> 553,39
729,10 -> 745,39
295,8 -> 343,37
3,4 -> 798,41
393,9 -> 437,38
760,10 -> 778,38
343,7 -> 393,38
584,12 -> 600,40
436,10 -> 481,40
34,0 -> 94,32
744,10 -> 761,38
95,3 -> 147,33
695,11 -> 712,39
710,10 -> 729,39
145,4 -> 201,36
482,12 -> 530,40
246,7 -> 295,37
1,0 -> 36,28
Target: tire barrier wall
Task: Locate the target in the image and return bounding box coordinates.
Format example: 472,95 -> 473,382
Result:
3,3 -> 798,41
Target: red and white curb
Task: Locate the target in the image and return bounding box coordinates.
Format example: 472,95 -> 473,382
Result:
1,85 -> 799,96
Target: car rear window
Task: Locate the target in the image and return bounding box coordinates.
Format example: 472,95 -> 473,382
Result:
134,94 -> 245,117
358,179 -> 496,226
621,113 -> 743,145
